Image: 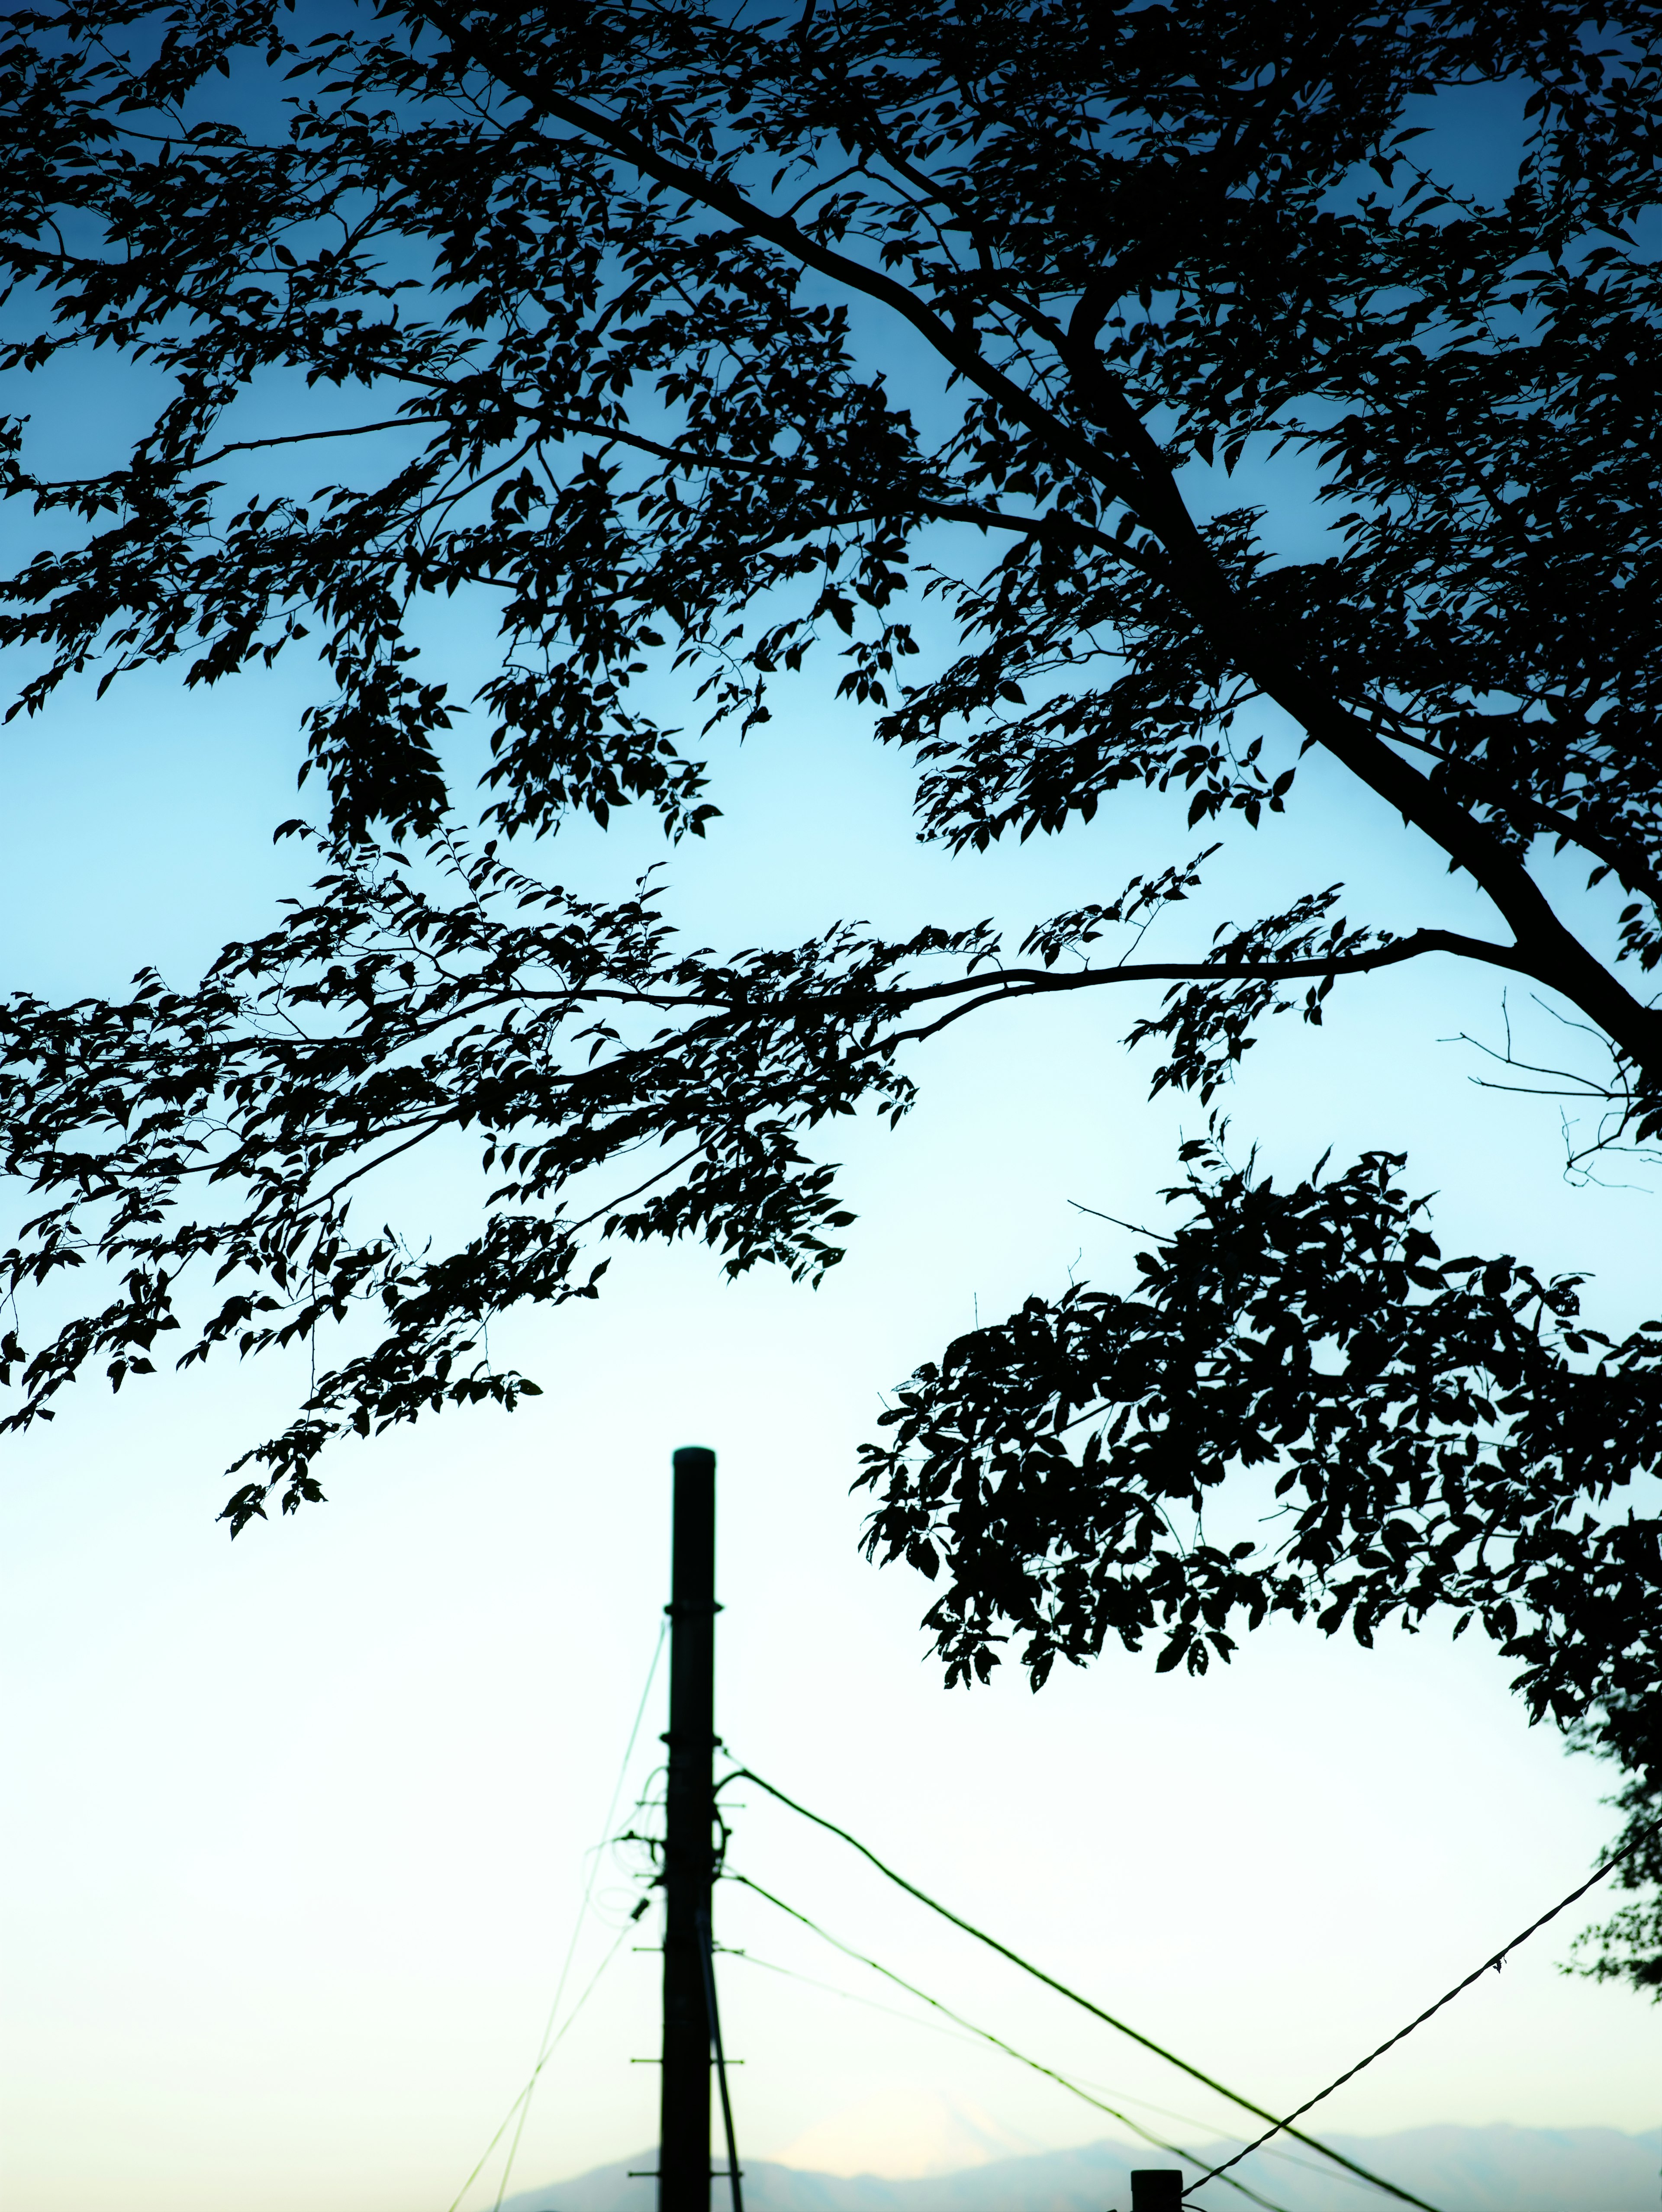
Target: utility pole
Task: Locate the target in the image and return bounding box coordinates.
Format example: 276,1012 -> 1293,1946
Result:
659,1446 -> 718,2212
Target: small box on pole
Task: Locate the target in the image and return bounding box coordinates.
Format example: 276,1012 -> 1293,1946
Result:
1131,2173 -> 1183,2212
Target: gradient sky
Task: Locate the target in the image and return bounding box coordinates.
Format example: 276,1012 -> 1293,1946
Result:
3,36 -> 1661,2212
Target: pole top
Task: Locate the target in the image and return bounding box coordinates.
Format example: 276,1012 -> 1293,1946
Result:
673,1446 -> 716,1478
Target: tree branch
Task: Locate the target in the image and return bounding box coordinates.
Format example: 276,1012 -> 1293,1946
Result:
396,4 -> 1662,1075
399,2 -> 1156,522
880,927 -> 1530,1044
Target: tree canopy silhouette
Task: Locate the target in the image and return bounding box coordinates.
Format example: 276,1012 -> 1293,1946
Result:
2,0 -> 1659,1986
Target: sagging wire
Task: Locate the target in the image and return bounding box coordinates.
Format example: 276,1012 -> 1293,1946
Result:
722,1764 -> 1440,2212
725,1871 -> 1290,2212
445,1918 -> 635,2212
444,1619 -> 667,2212
490,1618 -> 670,2208
720,1943 -> 995,2054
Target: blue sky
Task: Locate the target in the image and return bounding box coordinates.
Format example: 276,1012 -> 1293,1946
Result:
3,35 -> 1661,2212
4,583 -> 1660,2212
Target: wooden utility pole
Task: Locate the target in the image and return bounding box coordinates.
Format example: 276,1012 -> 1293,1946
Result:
659,1446 -> 718,2212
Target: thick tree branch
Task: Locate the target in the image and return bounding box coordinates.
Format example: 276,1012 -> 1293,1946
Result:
880,928 -> 1530,1045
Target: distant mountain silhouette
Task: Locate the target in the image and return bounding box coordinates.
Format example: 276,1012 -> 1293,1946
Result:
498,2124 -> 1662,2212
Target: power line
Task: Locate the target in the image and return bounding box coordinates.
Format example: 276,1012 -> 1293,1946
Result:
723,1944 -> 1005,2054
1183,1818 -> 1662,2197
726,1764 -> 1441,2212
445,1919 -> 635,2212
727,1871 -> 1292,2212
718,1948 -> 1391,2201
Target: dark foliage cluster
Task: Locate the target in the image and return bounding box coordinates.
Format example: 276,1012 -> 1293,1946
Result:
861,1141 -> 1662,1733
3,0 -> 1661,1984
0,826 -> 957,1517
